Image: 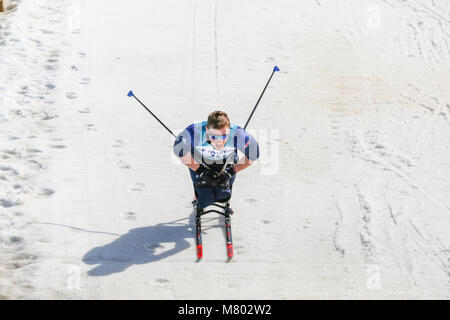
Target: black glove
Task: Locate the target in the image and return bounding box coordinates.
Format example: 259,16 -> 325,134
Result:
194,165 -> 206,176
195,166 -> 219,188
217,165 -> 236,188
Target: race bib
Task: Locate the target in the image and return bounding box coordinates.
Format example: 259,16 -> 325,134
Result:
195,145 -> 235,164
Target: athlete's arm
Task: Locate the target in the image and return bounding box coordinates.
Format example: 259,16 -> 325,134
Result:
233,126 -> 259,173
234,157 -> 253,173
180,153 -> 201,171
173,124 -> 201,171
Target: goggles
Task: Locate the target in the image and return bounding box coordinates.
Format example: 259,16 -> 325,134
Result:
208,132 -> 229,141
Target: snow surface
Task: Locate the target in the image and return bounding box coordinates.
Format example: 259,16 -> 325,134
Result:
1,0 -> 450,299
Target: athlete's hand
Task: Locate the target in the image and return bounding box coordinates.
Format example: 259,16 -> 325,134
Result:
217,165 -> 236,188
224,165 -> 237,179
195,166 -> 219,188
194,165 -> 206,176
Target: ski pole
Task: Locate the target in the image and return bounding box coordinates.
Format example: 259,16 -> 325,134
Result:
127,90 -> 213,170
127,90 -> 177,138
216,66 -> 280,176
243,65 -> 280,130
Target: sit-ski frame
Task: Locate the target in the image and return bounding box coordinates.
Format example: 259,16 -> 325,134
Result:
192,199 -> 234,260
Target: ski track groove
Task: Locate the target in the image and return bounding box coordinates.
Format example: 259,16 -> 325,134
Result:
354,184 -> 377,263
381,179 -> 425,288
349,126 -> 450,214
409,219 -> 450,278
332,201 -> 346,257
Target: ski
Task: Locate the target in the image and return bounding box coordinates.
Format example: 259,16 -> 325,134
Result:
224,202 -> 234,260
193,199 -> 234,260
195,216 -> 203,259
193,200 -> 203,260
224,215 -> 233,259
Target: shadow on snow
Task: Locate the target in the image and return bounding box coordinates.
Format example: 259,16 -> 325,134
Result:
82,214 -> 197,276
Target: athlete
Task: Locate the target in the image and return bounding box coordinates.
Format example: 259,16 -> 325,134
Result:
173,111 -> 260,209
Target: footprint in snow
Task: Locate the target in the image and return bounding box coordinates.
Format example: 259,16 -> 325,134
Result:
49,144 -> 67,149
79,77 -> 90,85
154,279 -> 170,284
78,107 -> 90,114
0,198 -> 23,208
17,86 -> 28,95
303,218 -> 310,229
65,92 -> 77,99
10,109 -> 25,117
0,165 -> 19,176
41,112 -> 58,120
118,161 -> 130,169
122,212 -> 137,221
7,236 -> 24,246
38,188 -> 55,197
130,183 -> 145,192
49,51 -> 61,58
44,64 -> 58,71
2,149 -> 20,158
112,140 -> 125,148
27,148 -> 42,153
28,159 -> 44,169
86,124 -> 97,131
8,253 -> 38,270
